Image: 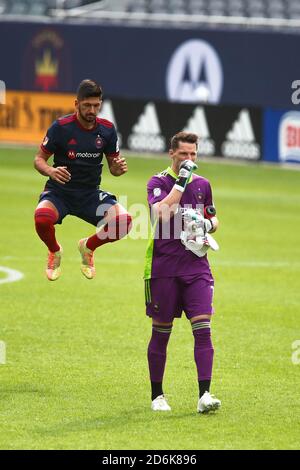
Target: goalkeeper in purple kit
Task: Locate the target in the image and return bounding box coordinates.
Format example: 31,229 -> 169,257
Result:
144,131 -> 221,413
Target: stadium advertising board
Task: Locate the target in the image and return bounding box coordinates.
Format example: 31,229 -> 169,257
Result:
0,20 -> 299,109
101,98 -> 262,161
0,91 -> 74,144
0,93 -> 262,161
264,108 -> 300,164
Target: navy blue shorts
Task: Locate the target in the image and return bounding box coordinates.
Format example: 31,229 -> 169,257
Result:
38,185 -> 117,226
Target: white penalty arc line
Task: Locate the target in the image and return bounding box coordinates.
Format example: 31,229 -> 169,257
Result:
0,266 -> 24,285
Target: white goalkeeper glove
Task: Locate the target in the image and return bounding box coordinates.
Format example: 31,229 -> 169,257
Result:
180,226 -> 211,258
174,160 -> 198,193
183,209 -> 214,234
180,209 -> 219,257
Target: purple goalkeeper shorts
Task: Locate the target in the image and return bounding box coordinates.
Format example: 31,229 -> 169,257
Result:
145,273 -> 215,323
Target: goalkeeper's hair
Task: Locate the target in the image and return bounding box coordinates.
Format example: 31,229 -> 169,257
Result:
77,79 -> 102,101
170,132 -> 198,151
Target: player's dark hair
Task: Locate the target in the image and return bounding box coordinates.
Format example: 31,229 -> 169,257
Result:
170,132 -> 198,151
77,79 -> 102,101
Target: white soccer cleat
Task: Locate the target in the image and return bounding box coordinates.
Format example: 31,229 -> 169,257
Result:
197,391 -> 221,413
151,395 -> 171,411
46,244 -> 63,281
78,238 -> 96,279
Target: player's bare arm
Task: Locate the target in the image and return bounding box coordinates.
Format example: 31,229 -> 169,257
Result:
34,148 -> 71,184
152,186 -> 183,221
106,155 -> 128,176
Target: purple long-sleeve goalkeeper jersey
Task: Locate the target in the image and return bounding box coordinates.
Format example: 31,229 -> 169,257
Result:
144,166 -> 215,279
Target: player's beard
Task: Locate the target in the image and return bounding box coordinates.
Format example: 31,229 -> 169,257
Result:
78,107 -> 96,125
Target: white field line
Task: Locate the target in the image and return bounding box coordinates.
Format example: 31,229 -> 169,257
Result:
0,266 -> 24,284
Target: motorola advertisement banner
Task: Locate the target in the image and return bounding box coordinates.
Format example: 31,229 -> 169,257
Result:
101,98 -> 262,161
0,20 -> 299,109
263,108 -> 300,164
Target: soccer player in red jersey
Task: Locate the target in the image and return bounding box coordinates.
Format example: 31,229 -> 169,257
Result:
144,132 -> 221,413
34,79 -> 132,280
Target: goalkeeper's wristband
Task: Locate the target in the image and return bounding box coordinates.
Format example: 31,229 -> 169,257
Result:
204,205 -> 216,219
174,160 -> 197,193
174,169 -> 192,192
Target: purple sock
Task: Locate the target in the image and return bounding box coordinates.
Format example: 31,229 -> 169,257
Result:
192,320 -> 214,381
147,325 -> 172,382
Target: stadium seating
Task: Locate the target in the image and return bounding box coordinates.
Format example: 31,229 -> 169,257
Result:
1,0 -> 300,20
125,0 -> 300,19
27,2 -> 48,16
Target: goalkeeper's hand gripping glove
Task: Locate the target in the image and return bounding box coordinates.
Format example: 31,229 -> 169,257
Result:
204,218 -> 214,233
188,215 -> 213,234
174,160 -> 198,193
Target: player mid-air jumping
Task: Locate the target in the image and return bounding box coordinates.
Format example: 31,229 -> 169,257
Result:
34,79 -> 132,281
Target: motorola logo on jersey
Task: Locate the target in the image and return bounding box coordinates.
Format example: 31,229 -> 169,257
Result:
166,39 -> 223,104
67,151 -> 101,159
279,111 -> 300,162
68,150 -> 76,159
76,152 -> 101,158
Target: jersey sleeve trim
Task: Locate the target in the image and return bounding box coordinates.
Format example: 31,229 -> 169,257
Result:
105,152 -> 120,158
40,145 -> 53,156
97,117 -> 114,128
58,114 -> 76,126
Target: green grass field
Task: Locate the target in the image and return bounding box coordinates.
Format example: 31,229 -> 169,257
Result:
0,147 -> 300,450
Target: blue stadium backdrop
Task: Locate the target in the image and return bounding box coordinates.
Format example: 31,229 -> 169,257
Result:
1,19 -> 300,163
0,20 -> 299,108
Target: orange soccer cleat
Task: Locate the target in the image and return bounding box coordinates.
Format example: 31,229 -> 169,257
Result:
78,238 -> 96,279
46,245 -> 63,281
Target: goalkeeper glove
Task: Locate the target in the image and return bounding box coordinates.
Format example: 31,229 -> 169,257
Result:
189,216 -> 213,233
174,160 -> 198,193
